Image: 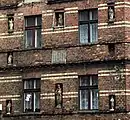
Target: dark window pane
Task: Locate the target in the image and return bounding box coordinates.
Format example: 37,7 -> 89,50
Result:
36,29 -> 41,47
24,80 -> 34,89
34,92 -> 40,111
90,10 -> 98,20
80,76 -> 89,86
92,76 -> 98,86
80,24 -> 88,44
37,16 -> 42,26
79,11 -> 88,21
25,17 -> 35,27
92,89 -> 98,109
25,30 -> 33,48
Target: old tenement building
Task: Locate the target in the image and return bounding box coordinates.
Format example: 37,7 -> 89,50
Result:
0,0 -> 130,119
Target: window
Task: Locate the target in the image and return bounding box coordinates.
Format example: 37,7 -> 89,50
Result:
23,79 -> 40,112
52,50 -> 66,64
24,0 -> 41,3
79,9 -> 98,44
25,15 -> 42,48
79,75 -> 98,110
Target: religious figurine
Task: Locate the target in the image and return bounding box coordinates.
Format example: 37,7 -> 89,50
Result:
8,53 -> 13,65
8,18 -> 14,31
57,13 -> 64,26
55,83 -> 62,108
110,95 -> 115,111
108,6 -> 115,21
6,100 -> 12,114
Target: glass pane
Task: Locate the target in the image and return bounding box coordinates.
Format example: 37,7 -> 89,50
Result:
92,76 -> 98,86
34,92 -> 40,112
36,29 -> 41,47
24,93 -> 32,112
90,10 -> 98,20
80,24 -> 88,44
25,17 -> 35,27
24,80 -> 34,89
92,89 -> 98,109
90,23 -> 98,43
25,30 -> 33,48
80,90 -> 88,110
34,80 -> 40,89
37,16 -> 42,26
79,11 -> 88,21
80,76 -> 89,86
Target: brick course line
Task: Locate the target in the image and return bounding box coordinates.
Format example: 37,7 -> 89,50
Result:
41,76 -> 78,80
41,72 -> 77,77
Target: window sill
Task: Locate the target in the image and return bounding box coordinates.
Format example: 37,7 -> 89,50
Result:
78,110 -> 99,114
4,112 -> 42,117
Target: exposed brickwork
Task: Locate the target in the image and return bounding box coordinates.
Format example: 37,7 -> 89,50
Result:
0,0 -> 130,119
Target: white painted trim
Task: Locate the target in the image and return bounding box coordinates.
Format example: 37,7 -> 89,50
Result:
0,31 -> 23,36
41,93 -> 55,96
63,92 -> 78,95
41,76 -> 78,80
0,79 -> 22,83
42,13 -> 53,16
98,24 -> 130,29
0,76 -> 22,80
0,18 -> 7,21
65,7 -> 78,11
42,10 -> 54,13
65,11 -> 78,14
63,95 -> 78,98
0,95 -> 20,98
41,96 -> 55,99
98,2 -> 130,7
98,21 -> 130,26
42,29 -> 78,34
41,72 -> 77,77
0,34 -> 23,39
99,90 -> 126,93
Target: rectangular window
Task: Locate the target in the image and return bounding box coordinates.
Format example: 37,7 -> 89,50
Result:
23,78 -> 40,112
79,75 -> 98,110
79,9 -> 98,44
25,15 -> 42,48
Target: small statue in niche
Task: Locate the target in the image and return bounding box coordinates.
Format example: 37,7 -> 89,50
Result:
108,6 -> 115,21
109,95 -> 115,111
56,13 -> 64,27
8,17 -> 14,32
55,83 -> 63,108
7,53 -> 13,65
6,100 -> 12,114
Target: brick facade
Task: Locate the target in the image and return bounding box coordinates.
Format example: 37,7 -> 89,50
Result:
0,0 -> 130,119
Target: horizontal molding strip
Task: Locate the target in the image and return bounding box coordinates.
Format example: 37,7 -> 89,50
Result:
0,95 -> 20,98
41,92 -> 78,96
0,76 -> 22,80
41,76 -> 78,80
41,72 -> 77,77
40,95 -> 78,100
0,79 -> 22,83
0,98 -> 20,101
42,29 -> 78,34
